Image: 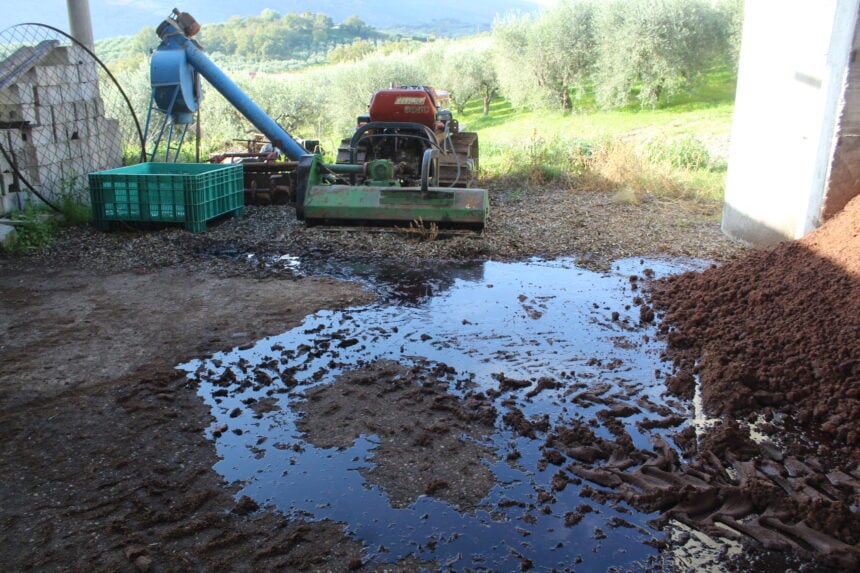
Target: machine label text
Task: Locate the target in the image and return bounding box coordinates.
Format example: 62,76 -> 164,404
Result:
394,97 -> 427,105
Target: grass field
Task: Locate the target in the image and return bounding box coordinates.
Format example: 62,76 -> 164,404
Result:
461,68 -> 738,201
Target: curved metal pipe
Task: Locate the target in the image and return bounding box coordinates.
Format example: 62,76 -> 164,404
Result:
420,148 -> 439,193
167,35 -> 309,161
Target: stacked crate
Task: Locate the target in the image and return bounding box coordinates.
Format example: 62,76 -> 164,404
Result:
0,137 -> 26,213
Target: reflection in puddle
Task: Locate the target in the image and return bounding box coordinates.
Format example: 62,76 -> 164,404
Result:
184,257 -> 710,570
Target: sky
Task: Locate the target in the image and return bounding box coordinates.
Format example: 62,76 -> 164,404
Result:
2,0 -> 558,40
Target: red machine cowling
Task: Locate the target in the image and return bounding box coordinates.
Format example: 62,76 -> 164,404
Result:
368,88 -> 438,128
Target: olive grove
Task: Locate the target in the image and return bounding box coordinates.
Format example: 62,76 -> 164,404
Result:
106,0 -> 744,157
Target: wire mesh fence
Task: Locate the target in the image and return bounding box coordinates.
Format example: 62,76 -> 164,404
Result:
0,23 -> 144,213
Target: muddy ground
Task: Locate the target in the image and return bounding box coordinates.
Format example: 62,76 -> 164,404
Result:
0,266 -> 374,571
295,360 -> 498,510
1,187 -> 857,571
639,194 -> 860,569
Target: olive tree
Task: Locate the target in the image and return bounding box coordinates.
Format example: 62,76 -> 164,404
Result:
492,14 -> 533,109
130,26 -> 159,56
328,39 -> 377,64
530,0 -> 597,110
474,47 -> 500,116
594,0 -> 724,108
322,55 -> 425,134
493,0 -> 597,112
715,0 -> 745,71
242,75 -> 326,137
421,39 -> 498,115
196,80 -> 253,151
101,58 -> 150,150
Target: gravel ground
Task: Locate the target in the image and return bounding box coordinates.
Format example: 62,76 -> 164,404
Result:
8,185 -> 746,274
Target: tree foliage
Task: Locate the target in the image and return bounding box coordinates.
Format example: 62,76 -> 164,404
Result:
422,40 -> 498,115
492,15 -> 533,110
594,0 -> 725,109
494,0 -> 597,112
109,1 -> 744,159
715,0 -> 745,71
327,38 -> 421,65
493,0 -> 737,111
530,0 -> 597,111
324,56 -> 425,133
130,26 -> 159,56
328,39 -> 378,64
198,11 -> 376,62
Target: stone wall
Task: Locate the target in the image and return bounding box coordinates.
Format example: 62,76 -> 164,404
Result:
0,43 -> 123,215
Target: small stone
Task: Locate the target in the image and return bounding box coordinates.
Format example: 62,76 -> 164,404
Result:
232,495 -> 260,515
124,545 -> 146,561
134,555 -> 153,572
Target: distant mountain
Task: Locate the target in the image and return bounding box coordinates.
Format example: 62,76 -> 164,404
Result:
8,0 -> 545,40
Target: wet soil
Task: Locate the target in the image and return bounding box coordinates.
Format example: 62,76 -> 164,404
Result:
188,257 -> 693,571
0,263 -> 376,571
295,360 -> 498,509
0,370 -> 365,572
635,194 -> 860,569
184,253 -> 858,571
2,187 -> 858,570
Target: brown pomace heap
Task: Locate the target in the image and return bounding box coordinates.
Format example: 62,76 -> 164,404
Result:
650,195 -> 860,455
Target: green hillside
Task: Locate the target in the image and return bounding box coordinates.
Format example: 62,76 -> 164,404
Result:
95,10 -> 421,72
461,69 -> 736,201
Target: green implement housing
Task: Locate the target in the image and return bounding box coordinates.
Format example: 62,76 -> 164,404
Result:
296,155 -> 489,228
145,11 -> 486,229
303,185 -> 489,227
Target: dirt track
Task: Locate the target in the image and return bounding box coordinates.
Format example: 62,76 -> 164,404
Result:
0,266 -> 373,408
1,189 -> 858,571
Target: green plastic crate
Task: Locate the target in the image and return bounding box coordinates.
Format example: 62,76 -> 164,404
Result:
88,162 -> 244,232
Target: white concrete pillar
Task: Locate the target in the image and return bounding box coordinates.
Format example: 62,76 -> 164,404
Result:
66,0 -> 94,51
722,0 -> 860,245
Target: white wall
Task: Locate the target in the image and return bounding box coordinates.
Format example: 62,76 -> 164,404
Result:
722,0 -> 860,245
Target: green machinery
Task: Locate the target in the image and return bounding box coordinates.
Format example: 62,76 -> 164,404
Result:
295,156 -> 487,227
147,10 -> 488,228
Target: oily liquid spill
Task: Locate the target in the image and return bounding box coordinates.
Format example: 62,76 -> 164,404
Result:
185,257 -> 716,571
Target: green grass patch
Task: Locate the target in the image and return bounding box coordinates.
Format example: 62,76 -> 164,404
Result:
463,68 -> 736,201
2,175 -> 93,254
2,204 -> 59,254
55,174 -> 93,227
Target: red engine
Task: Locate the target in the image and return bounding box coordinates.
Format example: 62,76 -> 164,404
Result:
368,88 -> 438,128
336,85 -> 477,189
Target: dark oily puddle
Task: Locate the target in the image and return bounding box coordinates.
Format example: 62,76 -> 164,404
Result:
183,257 -> 724,571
